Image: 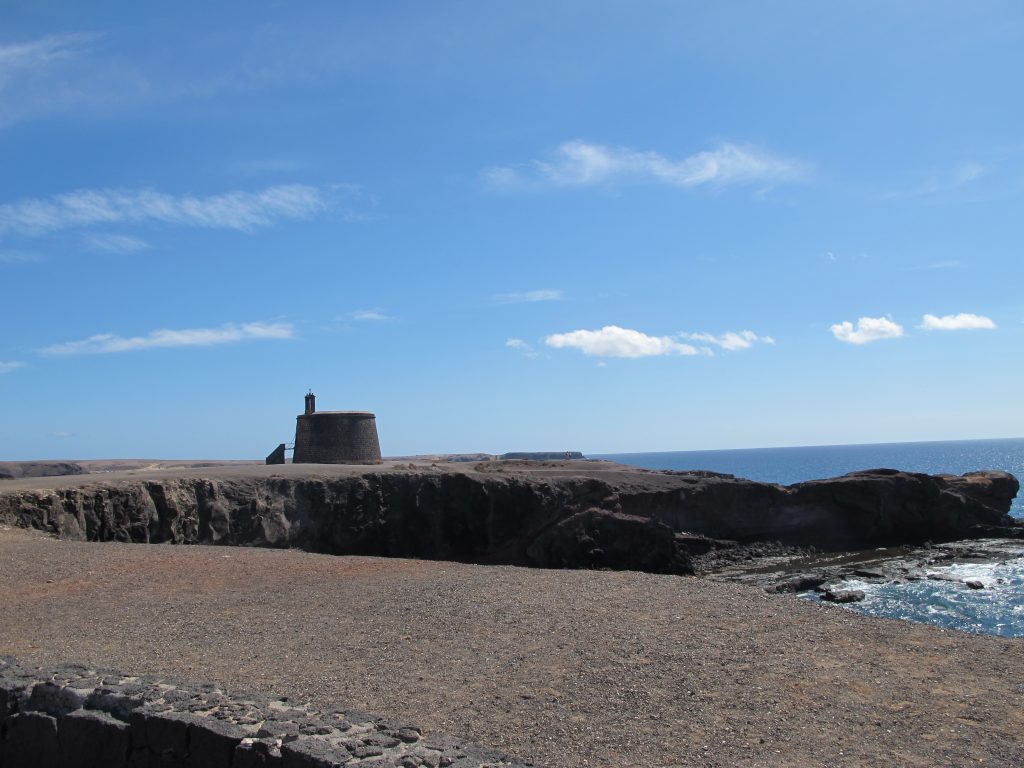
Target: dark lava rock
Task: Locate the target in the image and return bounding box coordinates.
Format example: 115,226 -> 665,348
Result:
822,589 -> 866,604
965,579 -> 985,590
525,507 -> 693,574
0,463 -> 1018,577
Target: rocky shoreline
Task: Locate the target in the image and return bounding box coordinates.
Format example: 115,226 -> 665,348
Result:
698,537 -> 1024,598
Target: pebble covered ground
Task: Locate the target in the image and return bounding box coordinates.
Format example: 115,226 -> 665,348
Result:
2,526 -> 1023,767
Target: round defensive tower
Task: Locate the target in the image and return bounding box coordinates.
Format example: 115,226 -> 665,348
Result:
292,392 -> 382,464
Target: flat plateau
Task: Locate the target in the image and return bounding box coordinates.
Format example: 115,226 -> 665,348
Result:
2,521 -> 1022,767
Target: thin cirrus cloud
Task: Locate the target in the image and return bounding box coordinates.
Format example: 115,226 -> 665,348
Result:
545,325 -> 702,358
349,309 -> 393,321
41,322 -> 294,356
878,162 -> 988,201
0,249 -> 41,264
0,184 -> 342,237
0,33 -> 143,128
830,316 -> 905,345
0,361 -> 25,374
506,338 -> 539,357
83,233 -> 150,254
681,330 -> 775,351
919,313 -> 996,331
0,33 -> 95,83
494,289 -> 564,304
484,140 -> 806,191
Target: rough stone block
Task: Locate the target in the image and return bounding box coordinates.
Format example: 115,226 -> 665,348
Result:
86,683 -> 149,720
189,716 -> 249,768
0,673 -> 32,724
27,679 -> 88,716
0,711 -> 61,768
130,707 -> 196,765
234,737 -> 285,767
58,708 -> 132,768
281,736 -> 355,767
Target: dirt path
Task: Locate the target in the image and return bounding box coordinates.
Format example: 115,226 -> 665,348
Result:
1,526 -> 1022,767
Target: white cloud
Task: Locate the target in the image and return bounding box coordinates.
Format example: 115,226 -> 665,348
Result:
681,330 -> 775,351
0,361 -> 25,373
494,289 -> 564,304
830,316 -> 904,344
350,309 -> 392,321
0,33 -> 138,128
506,338 -> 539,358
486,141 -> 805,191
84,233 -> 150,254
52,431 -> 76,438
879,162 -> 988,201
0,184 -> 334,237
545,325 -> 701,358
41,322 -> 293,355
0,33 -> 95,88
919,313 -> 996,331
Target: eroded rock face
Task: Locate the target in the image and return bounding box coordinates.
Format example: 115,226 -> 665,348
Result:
0,462 -> 85,480
0,464 -> 1018,575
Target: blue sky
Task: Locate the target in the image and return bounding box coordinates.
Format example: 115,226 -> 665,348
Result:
2,1 -> 1023,459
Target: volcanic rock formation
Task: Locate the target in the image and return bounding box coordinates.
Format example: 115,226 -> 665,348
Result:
0,462 -> 1018,576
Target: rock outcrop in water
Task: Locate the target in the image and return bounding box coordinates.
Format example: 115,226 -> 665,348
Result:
0,462 -> 1018,575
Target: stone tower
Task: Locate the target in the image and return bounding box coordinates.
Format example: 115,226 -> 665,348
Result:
292,392 -> 382,464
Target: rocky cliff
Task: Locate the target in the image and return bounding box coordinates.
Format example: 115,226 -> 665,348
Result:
0,462 -> 85,480
0,461 -> 1018,575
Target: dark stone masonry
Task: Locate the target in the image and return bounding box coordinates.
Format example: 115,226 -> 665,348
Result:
0,657 -> 536,768
292,392 -> 382,466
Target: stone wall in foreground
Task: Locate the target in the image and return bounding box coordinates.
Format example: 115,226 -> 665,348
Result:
0,657 -> 534,768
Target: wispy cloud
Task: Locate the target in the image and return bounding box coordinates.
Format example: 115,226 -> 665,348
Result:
485,141 -> 806,192
0,33 -> 96,87
0,33 -> 137,128
0,361 -> 25,373
0,249 -> 41,264
911,260 -> 961,271
681,330 -> 775,351
879,162 -> 988,201
350,309 -> 392,321
506,338 -> 541,358
0,184 -> 339,237
52,431 -> 76,438
830,316 -> 904,344
41,321 -> 294,355
83,233 -> 150,254
494,289 -> 564,304
919,313 -> 996,331
545,325 -> 703,358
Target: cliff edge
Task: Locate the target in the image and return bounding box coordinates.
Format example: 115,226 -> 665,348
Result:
0,461 -> 1018,575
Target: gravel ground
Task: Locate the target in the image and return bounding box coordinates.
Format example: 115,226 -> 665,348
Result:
2,526 -> 1022,767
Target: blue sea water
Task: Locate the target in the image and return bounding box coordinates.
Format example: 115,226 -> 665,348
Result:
595,438 -> 1024,637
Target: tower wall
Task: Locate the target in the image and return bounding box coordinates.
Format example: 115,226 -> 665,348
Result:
293,411 -> 382,464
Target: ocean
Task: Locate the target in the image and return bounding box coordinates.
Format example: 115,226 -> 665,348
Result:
594,438 -> 1024,637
